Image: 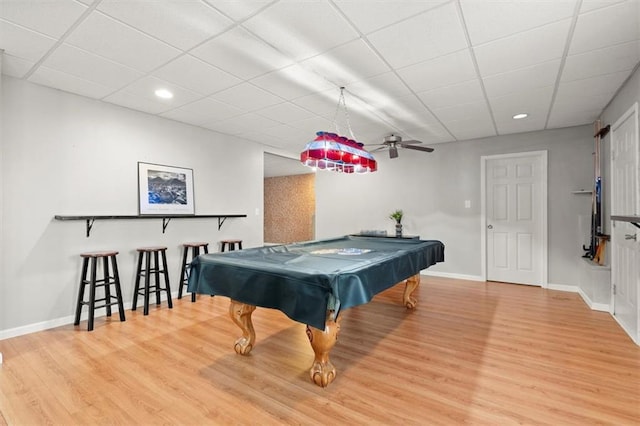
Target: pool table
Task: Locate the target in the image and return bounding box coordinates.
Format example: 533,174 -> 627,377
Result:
188,235 -> 444,387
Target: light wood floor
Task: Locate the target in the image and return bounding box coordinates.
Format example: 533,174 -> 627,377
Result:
0,277 -> 638,425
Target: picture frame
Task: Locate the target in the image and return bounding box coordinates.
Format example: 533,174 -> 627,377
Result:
138,162 -> 194,215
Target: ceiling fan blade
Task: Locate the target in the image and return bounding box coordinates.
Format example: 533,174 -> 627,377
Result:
399,139 -> 422,145
389,145 -> 399,158
401,144 -> 434,153
371,146 -> 387,152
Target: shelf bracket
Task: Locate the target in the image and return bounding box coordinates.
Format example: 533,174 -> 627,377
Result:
218,216 -> 227,230
162,217 -> 171,233
85,218 -> 95,238
630,222 -> 640,230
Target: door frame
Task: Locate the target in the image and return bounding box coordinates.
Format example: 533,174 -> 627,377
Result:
480,151 -> 549,287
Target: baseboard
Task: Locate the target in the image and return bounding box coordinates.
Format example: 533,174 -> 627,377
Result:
577,287 -> 610,312
0,291 -> 180,341
421,271 -> 485,282
547,283 -> 579,293
610,312 -> 639,345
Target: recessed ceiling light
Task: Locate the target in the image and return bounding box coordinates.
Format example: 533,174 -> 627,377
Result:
512,113 -> 528,120
155,88 -> 173,99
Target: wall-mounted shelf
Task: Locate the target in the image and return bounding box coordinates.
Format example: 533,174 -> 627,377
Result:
571,190 -> 592,194
54,214 -> 247,237
611,215 -> 640,229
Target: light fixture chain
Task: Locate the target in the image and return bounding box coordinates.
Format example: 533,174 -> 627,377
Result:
332,88 -> 344,135
341,88 -> 356,140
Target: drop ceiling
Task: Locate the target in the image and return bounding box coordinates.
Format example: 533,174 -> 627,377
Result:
1,0 -> 639,157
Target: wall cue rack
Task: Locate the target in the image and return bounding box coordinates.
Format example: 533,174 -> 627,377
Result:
54,214 -> 247,237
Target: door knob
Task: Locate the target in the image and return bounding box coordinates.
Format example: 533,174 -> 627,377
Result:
487,225 -> 493,229
625,234 -> 637,241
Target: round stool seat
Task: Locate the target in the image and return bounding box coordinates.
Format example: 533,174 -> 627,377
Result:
80,250 -> 119,258
136,246 -> 168,252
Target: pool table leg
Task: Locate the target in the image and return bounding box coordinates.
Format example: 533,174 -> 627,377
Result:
403,273 -> 420,309
306,313 -> 341,387
229,300 -> 256,355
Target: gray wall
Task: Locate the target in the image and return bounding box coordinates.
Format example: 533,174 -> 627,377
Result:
0,76 -> 264,335
315,125 -> 594,287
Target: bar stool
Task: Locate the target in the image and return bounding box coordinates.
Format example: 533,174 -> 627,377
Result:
132,246 -> 173,315
74,251 -> 126,331
220,239 -> 243,252
179,242 -> 209,302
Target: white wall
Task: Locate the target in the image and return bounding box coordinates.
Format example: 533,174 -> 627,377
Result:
0,76 -> 264,335
315,125 -> 594,287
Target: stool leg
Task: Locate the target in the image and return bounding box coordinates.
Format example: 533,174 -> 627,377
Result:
110,255 -> 126,322
103,256 -> 112,317
190,247 -> 199,303
143,252 -> 151,315
178,246 -> 188,299
87,258 -> 97,331
221,242 -> 226,252
74,258 -> 89,326
238,242 -> 243,250
153,251 -> 161,306
161,249 -> 173,309
132,252 -> 143,311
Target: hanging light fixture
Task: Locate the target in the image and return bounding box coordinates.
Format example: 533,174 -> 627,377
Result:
300,87 -> 377,174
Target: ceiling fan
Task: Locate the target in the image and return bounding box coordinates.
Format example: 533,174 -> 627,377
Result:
370,134 -> 434,159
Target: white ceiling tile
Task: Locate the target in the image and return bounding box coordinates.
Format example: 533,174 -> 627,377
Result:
367,1 -> 468,69
554,71 -> 630,113
563,41 -> 640,82
256,102 -> 315,124
287,116 -> 335,133
250,64 -> 335,100
103,90 -> 177,115
580,0 -> 626,13
333,0 -> 449,35
547,106 -> 600,128
496,114 -> 548,136
483,60 -> 561,99
397,49 -> 477,93
417,79 -> 485,110
203,112 -> 281,135
191,27 -> 293,80
97,0 -> 232,51
291,89 -> 343,119
65,11 -> 181,72
474,19 -> 571,76
41,43 -> 143,90
460,0 -> 577,46
29,66 -> 112,99
0,0 -> 87,38
167,96 -> 244,122
347,72 -> 413,104
299,39 -> 390,86
445,116 -> 496,141
0,19 -> 56,61
1,52 -> 35,78
204,0 -> 274,22
160,108 -> 214,127
402,125 -> 455,144
242,131 -> 296,150
115,76 -> 203,112
489,86 -> 554,124
433,100 -> 492,124
152,54 -> 241,96
242,0 -> 359,61
209,82 -> 284,112
571,1 -> 639,55
379,94 -> 442,130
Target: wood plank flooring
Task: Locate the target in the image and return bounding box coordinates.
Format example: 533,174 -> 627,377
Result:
0,277 -> 638,425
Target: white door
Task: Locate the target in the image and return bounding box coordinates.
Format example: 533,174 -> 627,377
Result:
483,152 -> 547,286
610,103 -> 639,344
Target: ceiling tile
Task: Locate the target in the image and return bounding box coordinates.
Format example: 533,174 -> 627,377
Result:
167,96 -> 244,122
29,66 -> 112,99
417,79 -> 485,110
209,82 -> 284,112
41,43 -> 144,90
397,49 -> 477,93
65,11 -> 181,73
366,1 -> 468,69
380,94 -> 442,130
474,19 -> 571,76
547,106 -> 601,128
299,39 -> 390,86
103,90 -> 178,115
115,76 -> 204,111
333,0 -> 449,35
205,0 -> 275,22
287,115 -> 334,133
160,108 -> 214,127
347,72 -> 413,105
571,1 -> 639,55
580,0 -> 626,13
563,40 -> 640,82
191,26 -> 293,80
152,54 -> 241,96
1,52 -> 35,78
483,60 -> 561,99
249,64 -> 335,100
553,70 -> 630,111
445,116 -> 497,141
0,0 -> 87,38
97,0 -> 232,51
242,0 -> 359,61
291,89 -> 343,119
255,102 -> 315,124
496,114 -> 548,136
489,86 -> 554,125
0,19 -> 56,62
433,99 -> 493,124
460,0 -> 577,46
203,112 -> 281,135
402,125 -> 455,144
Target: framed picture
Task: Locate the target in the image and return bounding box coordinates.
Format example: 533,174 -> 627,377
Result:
138,162 -> 194,215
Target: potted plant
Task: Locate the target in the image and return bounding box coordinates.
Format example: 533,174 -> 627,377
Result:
389,209 -> 403,237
